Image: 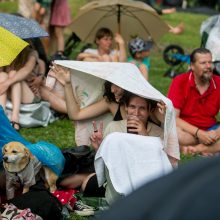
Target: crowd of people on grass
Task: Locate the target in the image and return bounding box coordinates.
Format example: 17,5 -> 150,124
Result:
1,0 -> 220,219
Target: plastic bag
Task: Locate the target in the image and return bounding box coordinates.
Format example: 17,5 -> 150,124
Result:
205,24 -> 220,61
0,106 -> 65,176
6,100 -> 56,128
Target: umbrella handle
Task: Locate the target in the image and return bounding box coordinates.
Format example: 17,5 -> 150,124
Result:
115,3 -> 121,62
113,44 -> 119,62
117,4 -> 121,34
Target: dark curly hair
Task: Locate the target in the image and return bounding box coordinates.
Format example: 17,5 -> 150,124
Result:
103,81 -> 128,104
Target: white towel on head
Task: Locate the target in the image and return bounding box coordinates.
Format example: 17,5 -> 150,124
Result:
55,61 -> 180,160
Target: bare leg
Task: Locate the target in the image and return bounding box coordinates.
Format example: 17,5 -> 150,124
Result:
8,70 -> 21,126
0,72 -> 8,110
20,81 -> 35,104
162,8 -> 176,14
169,22 -> 184,35
187,140 -> 220,155
38,59 -> 46,74
10,82 -> 21,126
40,86 -> 67,113
177,127 -> 198,145
81,173 -> 96,192
181,127 -> 220,156
54,26 -> 65,52
59,173 -> 92,189
176,127 -> 200,154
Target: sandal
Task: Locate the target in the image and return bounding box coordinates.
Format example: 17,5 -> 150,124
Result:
10,121 -> 21,131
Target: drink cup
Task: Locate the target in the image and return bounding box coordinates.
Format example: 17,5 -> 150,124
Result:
127,115 -> 138,134
45,73 -> 56,90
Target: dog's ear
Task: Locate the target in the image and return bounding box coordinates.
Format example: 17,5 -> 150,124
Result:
24,147 -> 31,157
2,144 -> 6,154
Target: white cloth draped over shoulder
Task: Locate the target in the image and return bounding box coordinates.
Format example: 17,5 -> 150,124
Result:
55,60 -> 180,160
95,132 -> 173,196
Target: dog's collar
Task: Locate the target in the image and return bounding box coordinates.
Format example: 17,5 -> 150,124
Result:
5,158 -> 31,174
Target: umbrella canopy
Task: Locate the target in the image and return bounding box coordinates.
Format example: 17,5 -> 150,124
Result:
97,156 -> 220,220
71,0 -> 170,43
0,13 -> 49,39
200,15 -> 220,35
200,15 -> 220,61
0,27 -> 29,67
55,60 -> 180,160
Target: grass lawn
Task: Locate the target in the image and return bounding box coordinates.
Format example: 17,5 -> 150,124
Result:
0,1 -> 210,219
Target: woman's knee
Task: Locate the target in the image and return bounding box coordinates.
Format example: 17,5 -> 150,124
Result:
21,81 -> 35,103
8,70 -> 17,78
0,72 -> 9,82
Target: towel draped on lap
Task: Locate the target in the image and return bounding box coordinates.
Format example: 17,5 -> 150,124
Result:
95,132 -> 173,196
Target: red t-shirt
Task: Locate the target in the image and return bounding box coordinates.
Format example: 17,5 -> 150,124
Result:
167,71 -> 220,130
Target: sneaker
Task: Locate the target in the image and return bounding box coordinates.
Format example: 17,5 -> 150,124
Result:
74,200 -> 95,217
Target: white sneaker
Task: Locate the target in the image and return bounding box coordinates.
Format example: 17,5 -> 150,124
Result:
74,200 -> 95,217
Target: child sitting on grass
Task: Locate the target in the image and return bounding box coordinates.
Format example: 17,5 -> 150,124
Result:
127,37 -> 153,80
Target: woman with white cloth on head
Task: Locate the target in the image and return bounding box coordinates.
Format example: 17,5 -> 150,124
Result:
90,93 -> 175,204
60,93 -> 176,205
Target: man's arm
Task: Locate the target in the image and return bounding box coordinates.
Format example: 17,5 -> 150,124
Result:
175,109 -> 217,145
175,109 -> 198,137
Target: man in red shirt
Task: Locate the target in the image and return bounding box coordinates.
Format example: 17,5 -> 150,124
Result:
168,48 -> 220,155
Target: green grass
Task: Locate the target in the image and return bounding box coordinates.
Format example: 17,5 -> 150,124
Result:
0,1 -> 17,13
0,1 -> 210,219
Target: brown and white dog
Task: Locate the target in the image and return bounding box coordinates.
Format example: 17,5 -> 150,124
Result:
2,141 -> 58,200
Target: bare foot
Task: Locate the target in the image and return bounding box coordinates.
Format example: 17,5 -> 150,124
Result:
162,8 -> 176,14
169,22 -> 185,35
181,146 -> 197,155
182,144 -> 213,156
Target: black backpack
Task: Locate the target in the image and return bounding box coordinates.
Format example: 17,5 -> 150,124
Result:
9,181 -> 62,220
57,145 -> 96,187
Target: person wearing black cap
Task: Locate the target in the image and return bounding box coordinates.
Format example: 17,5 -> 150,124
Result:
127,37 -> 153,80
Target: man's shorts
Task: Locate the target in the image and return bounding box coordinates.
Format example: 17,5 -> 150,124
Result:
207,124 -> 220,131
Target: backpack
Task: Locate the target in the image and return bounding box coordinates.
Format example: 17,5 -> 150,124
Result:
9,181 -> 62,220
57,145 -> 95,187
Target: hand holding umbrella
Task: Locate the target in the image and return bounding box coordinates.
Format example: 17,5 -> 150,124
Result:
113,32 -> 126,62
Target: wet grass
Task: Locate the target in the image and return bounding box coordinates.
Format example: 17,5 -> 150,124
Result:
0,1 -> 210,219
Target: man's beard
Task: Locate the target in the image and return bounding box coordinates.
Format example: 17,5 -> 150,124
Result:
200,71 -> 212,83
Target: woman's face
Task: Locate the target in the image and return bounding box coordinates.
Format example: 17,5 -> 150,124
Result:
96,36 -> 113,52
111,84 -> 124,102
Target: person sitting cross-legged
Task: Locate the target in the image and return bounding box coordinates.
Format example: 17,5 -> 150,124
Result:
167,47 -> 220,155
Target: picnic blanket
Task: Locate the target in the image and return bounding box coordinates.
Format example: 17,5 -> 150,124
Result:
55,61 -> 180,160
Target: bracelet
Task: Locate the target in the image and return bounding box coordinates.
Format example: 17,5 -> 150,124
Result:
195,128 -> 200,139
